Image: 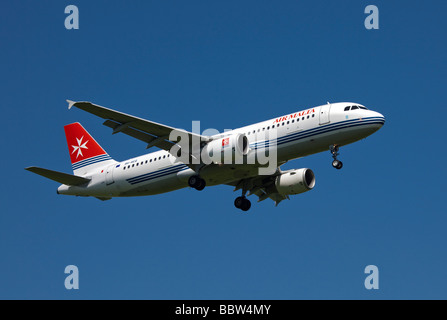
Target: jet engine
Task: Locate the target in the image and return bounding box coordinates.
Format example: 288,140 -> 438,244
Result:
275,168 -> 315,195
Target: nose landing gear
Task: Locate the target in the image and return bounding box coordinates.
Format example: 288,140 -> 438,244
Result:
330,144 -> 343,169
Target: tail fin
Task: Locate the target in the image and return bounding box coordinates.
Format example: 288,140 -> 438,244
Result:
64,122 -> 115,175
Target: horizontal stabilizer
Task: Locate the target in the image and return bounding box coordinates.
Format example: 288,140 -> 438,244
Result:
25,166 -> 91,186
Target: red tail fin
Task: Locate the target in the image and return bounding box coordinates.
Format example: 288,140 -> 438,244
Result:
64,123 -> 113,173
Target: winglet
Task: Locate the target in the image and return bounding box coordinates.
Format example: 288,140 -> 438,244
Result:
67,99 -> 76,110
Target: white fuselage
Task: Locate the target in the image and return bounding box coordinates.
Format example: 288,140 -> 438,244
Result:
57,102 -> 385,198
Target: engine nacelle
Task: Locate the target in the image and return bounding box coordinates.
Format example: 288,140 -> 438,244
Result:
201,133 -> 249,164
275,168 -> 315,195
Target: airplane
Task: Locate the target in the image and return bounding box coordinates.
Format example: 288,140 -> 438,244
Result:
26,100 -> 385,211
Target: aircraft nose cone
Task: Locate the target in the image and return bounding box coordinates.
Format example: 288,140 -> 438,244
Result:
378,113 -> 385,126
371,111 -> 385,126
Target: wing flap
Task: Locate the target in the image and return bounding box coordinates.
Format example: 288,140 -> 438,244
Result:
25,167 -> 91,186
103,120 -> 175,150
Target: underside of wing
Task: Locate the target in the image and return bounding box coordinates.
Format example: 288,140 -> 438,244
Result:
229,167 -> 289,206
229,165 -> 316,207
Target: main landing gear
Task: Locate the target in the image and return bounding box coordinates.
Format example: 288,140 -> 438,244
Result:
189,174 -> 252,211
330,144 -> 343,170
234,196 -> 251,212
188,175 -> 206,191
234,181 -> 251,212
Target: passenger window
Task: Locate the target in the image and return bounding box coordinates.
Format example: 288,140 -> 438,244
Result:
132,164 -> 134,167
267,126 -> 270,130
307,115 -> 309,119
302,117 -> 304,120
163,155 -> 166,159
292,119 -> 294,123
154,158 -> 156,162
150,159 -> 152,162
287,121 -> 290,124
312,114 -> 315,117
158,157 -> 161,160
282,122 -> 285,126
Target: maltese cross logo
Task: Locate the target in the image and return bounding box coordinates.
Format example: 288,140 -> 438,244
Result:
71,136 -> 89,159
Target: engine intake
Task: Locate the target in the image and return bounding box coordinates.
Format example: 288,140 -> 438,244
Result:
275,168 -> 315,195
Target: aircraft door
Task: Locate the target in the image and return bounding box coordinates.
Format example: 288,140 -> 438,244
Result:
319,103 -> 331,125
105,164 -> 115,185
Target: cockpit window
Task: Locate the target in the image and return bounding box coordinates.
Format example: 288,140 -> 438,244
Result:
345,105 -> 368,111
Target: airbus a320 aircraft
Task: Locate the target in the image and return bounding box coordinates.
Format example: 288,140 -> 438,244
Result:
26,101 -> 384,211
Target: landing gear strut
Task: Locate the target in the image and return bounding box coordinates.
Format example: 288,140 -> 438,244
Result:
188,175 -> 206,191
330,144 -> 343,170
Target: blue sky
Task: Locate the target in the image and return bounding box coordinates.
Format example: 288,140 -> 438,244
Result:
1,0 -> 446,299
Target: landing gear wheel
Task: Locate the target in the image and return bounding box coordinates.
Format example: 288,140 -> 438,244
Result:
234,196 -> 251,211
188,175 -> 206,190
188,175 -> 199,188
332,160 -> 343,170
234,196 -> 244,209
240,198 -> 251,211
330,144 -> 343,170
195,178 -> 206,191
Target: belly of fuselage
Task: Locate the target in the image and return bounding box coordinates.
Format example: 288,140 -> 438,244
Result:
113,119 -> 382,197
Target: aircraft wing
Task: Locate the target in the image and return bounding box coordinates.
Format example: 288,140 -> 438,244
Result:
67,100 -> 210,153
